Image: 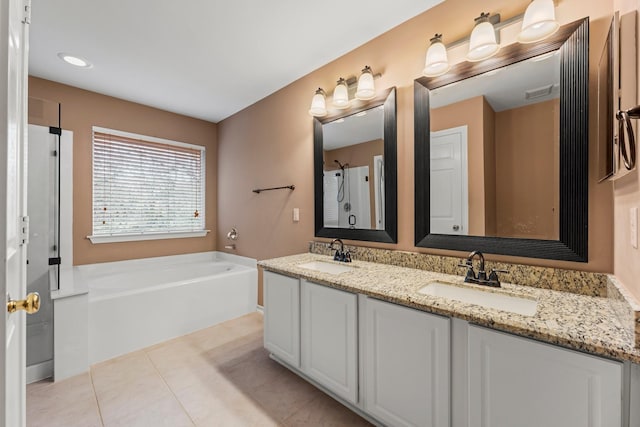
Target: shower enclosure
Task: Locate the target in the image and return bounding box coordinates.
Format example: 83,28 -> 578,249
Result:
26,97 -> 61,382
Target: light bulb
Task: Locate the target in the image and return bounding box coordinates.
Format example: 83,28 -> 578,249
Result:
466,13 -> 500,62
518,0 -> 559,43
423,34 -> 450,77
332,78 -> 350,109
355,66 -> 376,100
308,88 -> 327,117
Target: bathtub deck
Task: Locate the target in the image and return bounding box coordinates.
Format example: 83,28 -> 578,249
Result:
27,312 -> 372,427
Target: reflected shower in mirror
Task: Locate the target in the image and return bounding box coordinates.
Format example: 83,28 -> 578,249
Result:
315,87 -> 397,243
429,51 -> 560,240
322,105 -> 385,230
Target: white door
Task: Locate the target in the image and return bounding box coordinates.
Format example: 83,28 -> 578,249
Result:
373,155 -> 384,230
1,0 -> 31,425
430,126 -> 468,235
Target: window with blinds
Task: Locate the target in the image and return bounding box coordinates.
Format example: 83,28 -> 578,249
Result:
91,127 -> 206,242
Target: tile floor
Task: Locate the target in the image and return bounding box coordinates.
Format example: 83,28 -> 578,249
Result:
27,312 -> 373,427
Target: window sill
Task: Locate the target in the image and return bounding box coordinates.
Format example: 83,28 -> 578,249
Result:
87,230 -> 210,244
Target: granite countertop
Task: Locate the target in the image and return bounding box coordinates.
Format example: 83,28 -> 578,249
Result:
259,253 -> 640,364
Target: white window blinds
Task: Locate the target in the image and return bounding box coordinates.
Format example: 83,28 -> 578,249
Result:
92,127 -> 205,240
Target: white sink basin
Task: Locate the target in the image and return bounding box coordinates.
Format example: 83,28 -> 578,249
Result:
418,282 -> 537,317
297,261 -> 355,275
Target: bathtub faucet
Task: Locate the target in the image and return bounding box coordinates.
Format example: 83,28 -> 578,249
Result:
329,239 -> 351,263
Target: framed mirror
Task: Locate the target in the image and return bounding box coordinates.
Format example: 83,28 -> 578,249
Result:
315,87 -> 397,243
414,18 -> 588,261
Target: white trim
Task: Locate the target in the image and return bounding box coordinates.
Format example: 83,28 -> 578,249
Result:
256,305 -> 264,314
92,126 -> 206,152
26,360 -> 53,384
88,230 -> 209,244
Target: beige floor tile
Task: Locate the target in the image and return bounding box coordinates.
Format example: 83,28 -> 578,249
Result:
218,312 -> 264,338
203,330 -> 264,369
26,312 -> 372,427
173,373 -> 279,427
246,368 -> 321,422
184,322 -> 242,353
91,351 -> 157,389
93,367 -> 174,425
27,373 -> 102,427
102,394 -> 194,427
283,392 -> 373,427
218,348 -> 287,391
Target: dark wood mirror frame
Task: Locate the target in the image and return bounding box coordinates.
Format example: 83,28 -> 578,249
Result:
414,18 -> 588,262
314,87 -> 397,243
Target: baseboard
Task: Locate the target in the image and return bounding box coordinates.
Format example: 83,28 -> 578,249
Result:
256,305 -> 264,314
26,360 -> 53,384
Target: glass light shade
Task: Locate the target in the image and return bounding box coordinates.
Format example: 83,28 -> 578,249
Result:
332,78 -> 350,109
466,19 -> 500,62
518,0 -> 559,43
308,88 -> 327,117
355,66 -> 376,100
423,35 -> 450,77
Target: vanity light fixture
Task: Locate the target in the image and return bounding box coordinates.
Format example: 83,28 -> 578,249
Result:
466,13 -> 500,62
423,34 -> 450,77
518,0 -> 559,43
332,78 -> 350,109
308,88 -> 328,117
355,66 -> 376,100
57,52 -> 93,68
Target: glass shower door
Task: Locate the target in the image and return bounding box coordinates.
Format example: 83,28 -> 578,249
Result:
26,97 -> 61,381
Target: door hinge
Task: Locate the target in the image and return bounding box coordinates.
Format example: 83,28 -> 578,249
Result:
49,126 -> 62,136
20,216 -> 29,245
48,257 -> 61,266
22,0 -> 31,24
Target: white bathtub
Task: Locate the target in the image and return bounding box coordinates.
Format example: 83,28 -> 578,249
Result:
80,252 -> 257,364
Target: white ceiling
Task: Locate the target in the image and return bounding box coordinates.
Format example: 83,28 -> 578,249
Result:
29,0 -> 444,123
429,50 -> 561,111
323,105 -> 385,150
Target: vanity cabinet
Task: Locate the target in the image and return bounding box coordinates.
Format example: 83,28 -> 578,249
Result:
361,297 -> 450,427
467,325 -> 623,427
263,271 -> 300,367
301,280 -> 358,404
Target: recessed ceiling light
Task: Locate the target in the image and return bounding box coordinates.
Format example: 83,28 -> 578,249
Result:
57,52 -> 93,68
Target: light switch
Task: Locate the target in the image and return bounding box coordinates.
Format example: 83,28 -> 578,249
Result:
293,208 -> 300,222
631,207 -> 638,249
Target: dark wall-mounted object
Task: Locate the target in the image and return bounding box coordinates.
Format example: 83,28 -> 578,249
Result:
314,87 -> 397,243
414,18 -> 589,262
597,15 -> 616,181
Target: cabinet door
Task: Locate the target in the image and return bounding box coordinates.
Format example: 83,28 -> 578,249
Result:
263,271 -> 300,368
468,325 -> 622,427
301,280 -> 358,404
363,297 -> 450,427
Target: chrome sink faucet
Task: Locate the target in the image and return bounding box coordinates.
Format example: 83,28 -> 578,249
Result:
329,239 -> 351,263
458,251 -> 507,287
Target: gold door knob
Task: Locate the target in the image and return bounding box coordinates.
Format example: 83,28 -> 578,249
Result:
7,292 -> 40,314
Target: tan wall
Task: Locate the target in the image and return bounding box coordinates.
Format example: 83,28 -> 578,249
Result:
324,138 -> 384,225
217,0 -> 614,305
430,96 -> 487,235
495,99 -> 560,240
482,98 -> 497,236
28,77 -> 218,265
613,0 -> 640,301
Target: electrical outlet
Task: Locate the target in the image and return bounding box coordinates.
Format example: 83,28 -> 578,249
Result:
631,207 -> 638,249
293,208 -> 300,222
